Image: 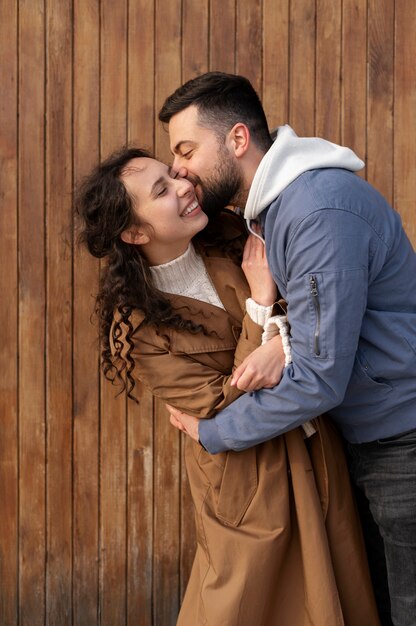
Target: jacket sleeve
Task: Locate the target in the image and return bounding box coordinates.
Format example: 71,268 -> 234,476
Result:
124,312 -> 263,418
199,207 -> 373,452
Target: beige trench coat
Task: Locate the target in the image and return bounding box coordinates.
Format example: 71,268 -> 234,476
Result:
114,214 -> 380,626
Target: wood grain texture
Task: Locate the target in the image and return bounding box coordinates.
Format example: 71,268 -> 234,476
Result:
262,0 -> 289,129
45,1 -> 73,622
394,1 -> 416,246
341,0 -> 367,172
0,1 -> 18,622
289,0 -> 316,135
18,1 -> 46,623
73,0 -> 100,624
236,0 -> 263,94
210,0 -> 236,72
1,1 -> 414,623
316,0 -> 342,142
367,0 -> 394,203
99,1 -> 128,624
154,0 -> 182,163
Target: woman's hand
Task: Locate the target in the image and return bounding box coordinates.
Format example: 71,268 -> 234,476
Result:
241,228 -> 277,306
231,334 -> 285,391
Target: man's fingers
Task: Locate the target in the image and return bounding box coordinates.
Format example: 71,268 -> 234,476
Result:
166,403 -> 181,417
170,414 -> 185,432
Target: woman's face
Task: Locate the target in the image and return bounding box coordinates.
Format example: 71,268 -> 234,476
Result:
120,157 -> 208,265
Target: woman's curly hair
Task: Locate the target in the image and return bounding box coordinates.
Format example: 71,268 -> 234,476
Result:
75,146 -> 211,401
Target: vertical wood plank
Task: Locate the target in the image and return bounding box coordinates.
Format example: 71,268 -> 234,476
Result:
127,0 -> 155,149
0,0 -> 18,622
182,0 -> 209,82
18,1 -> 46,623
155,0 -> 182,163
367,0 -> 394,202
179,437 -> 196,603
73,0 -> 100,624
316,0 -> 341,142
210,0 -> 236,72
126,2 -> 155,623
154,4 -> 182,619
236,0 -> 263,95
153,399 -> 181,625
394,1 -> 416,246
126,388 -> 154,626
262,0 -> 290,129
100,1 -> 128,624
289,0 -> 316,135
341,0 -> 367,169
45,2 -> 73,622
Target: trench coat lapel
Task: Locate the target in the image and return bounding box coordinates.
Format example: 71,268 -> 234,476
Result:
202,253 -> 249,322
163,252 -> 249,354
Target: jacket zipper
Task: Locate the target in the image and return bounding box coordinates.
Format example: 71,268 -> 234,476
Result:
309,275 -> 321,356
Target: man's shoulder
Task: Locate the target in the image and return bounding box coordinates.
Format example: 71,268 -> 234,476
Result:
265,167 -> 393,231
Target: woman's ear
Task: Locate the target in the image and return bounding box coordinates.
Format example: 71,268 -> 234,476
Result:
120,225 -> 150,246
227,123 -> 250,157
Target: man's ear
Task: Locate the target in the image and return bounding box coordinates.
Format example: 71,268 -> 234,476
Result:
227,123 -> 250,157
120,225 -> 150,246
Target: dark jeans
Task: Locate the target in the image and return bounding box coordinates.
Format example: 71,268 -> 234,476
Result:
348,428 -> 416,626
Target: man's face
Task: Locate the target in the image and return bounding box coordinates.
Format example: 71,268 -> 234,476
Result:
168,105 -> 243,216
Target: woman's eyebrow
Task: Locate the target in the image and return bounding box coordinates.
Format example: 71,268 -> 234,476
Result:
150,176 -> 166,196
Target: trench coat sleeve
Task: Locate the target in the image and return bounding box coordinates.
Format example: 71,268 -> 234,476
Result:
121,313 -> 263,418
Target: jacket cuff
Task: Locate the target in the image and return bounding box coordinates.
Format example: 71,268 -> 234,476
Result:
199,417 -> 229,454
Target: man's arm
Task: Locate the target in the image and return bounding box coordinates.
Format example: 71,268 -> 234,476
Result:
191,208 -> 373,453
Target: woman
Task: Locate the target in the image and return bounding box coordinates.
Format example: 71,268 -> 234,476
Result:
76,146 -> 380,626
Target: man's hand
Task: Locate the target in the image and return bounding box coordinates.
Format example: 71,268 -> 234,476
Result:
166,404 -> 200,442
231,334 -> 285,391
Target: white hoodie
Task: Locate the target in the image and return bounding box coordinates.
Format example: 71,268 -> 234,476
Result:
244,125 -> 365,227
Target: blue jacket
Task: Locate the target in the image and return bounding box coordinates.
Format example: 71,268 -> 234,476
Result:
200,168 -> 416,452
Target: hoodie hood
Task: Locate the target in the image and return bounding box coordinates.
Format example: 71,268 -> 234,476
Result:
244,125 -> 365,221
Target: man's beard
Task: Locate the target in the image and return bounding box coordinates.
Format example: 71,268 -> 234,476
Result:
194,148 -> 244,217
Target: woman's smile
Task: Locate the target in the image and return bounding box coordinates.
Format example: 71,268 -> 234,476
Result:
181,199 -> 201,217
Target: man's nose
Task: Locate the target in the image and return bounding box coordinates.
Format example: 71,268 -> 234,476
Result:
177,166 -> 188,178
172,154 -> 183,172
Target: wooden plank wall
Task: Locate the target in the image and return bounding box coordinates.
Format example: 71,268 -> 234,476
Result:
0,1 -> 415,624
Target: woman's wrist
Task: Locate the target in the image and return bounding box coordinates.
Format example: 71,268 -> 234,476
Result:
249,290 -> 276,307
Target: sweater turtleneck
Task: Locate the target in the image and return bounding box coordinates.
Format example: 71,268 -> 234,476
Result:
149,243 -> 225,309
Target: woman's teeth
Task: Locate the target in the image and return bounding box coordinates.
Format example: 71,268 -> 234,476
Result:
182,200 -> 199,216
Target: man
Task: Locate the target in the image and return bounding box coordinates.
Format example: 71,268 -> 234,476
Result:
159,72 -> 416,626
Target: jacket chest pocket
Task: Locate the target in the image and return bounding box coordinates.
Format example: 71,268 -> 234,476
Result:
197,447 -> 258,527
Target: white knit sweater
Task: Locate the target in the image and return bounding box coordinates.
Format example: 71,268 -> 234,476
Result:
149,243 -> 224,309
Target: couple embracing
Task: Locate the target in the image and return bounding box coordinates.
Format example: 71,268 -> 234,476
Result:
76,72 -> 416,626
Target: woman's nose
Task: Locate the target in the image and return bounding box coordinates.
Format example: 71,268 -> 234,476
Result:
176,177 -> 193,196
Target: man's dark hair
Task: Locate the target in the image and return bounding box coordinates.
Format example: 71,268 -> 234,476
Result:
159,71 -> 272,152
